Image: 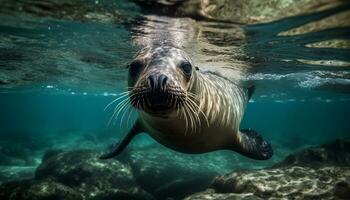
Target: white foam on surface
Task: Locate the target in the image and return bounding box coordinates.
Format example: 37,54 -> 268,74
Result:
248,71 -> 350,89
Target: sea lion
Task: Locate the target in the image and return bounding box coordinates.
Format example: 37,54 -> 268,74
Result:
100,44 -> 273,160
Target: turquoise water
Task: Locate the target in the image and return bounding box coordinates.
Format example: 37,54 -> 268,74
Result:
0,0 -> 349,199
1,89 -> 349,149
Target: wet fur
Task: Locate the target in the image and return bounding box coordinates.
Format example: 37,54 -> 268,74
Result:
116,45 -> 246,152
101,45 -> 273,160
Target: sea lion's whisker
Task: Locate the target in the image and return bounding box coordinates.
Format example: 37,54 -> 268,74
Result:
186,95 -> 209,128
175,102 -> 180,115
134,98 -> 141,109
185,99 -> 200,134
186,105 -> 196,135
116,99 -> 133,130
190,100 -> 202,133
108,97 -> 130,127
136,96 -> 142,110
184,101 -> 195,135
108,91 -> 139,128
120,104 -> 132,130
115,91 -> 130,96
138,95 -> 146,110
188,99 -> 202,133
126,106 -> 134,130
184,109 -> 189,135
121,107 -> 133,130
185,95 -> 200,123
104,93 -> 129,111
108,97 -> 128,124
181,106 -> 189,136
124,103 -> 138,131
193,94 -> 210,127
171,95 -> 177,108
187,92 -> 199,101
182,103 -> 191,134
187,92 -> 197,98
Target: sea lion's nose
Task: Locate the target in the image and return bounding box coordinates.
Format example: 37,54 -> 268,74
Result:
148,75 -> 157,91
148,74 -> 168,92
158,75 -> 168,91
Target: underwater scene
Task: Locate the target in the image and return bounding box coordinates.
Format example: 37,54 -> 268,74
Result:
0,0 -> 349,199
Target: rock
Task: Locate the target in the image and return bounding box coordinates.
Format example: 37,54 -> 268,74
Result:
0,149 -> 155,200
0,135 -> 43,166
122,145 -> 218,199
185,189 -> 263,200
35,149 -> 134,186
0,179 -> 83,200
185,139 -> 350,200
276,139 -> 350,167
0,166 -> 36,184
185,166 -> 350,200
121,143 -> 275,200
4,139 -> 348,200
334,181 -> 350,199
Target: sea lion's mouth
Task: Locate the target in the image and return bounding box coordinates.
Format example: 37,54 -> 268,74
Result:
129,87 -> 186,113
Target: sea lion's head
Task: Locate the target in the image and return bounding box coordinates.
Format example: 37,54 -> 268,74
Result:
128,45 -> 197,116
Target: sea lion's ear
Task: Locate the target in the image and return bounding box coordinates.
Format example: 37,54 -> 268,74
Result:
195,66 -> 199,71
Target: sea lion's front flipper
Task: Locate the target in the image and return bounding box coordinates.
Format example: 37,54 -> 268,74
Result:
100,121 -> 142,159
234,129 -> 273,160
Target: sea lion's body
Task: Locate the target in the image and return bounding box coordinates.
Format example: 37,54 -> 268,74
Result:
139,72 -> 246,154
100,16 -> 273,160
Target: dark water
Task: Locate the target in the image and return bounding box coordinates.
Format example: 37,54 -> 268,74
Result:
0,0 -> 349,199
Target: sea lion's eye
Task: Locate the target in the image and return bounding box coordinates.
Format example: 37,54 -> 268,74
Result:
128,60 -> 143,76
180,62 -> 192,77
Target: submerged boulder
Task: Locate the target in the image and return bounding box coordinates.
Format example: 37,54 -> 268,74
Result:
0,144 -> 275,200
0,149 -> 154,200
122,145 -> 220,199
276,139 -> 350,167
35,150 -> 135,188
185,139 -> 350,200
0,166 -> 36,184
0,179 -> 83,200
3,139 -> 349,200
209,166 -> 350,199
121,143 -> 275,200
